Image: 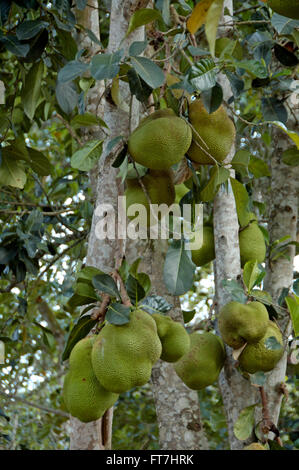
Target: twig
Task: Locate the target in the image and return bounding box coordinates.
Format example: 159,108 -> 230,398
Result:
0,391 -> 69,418
55,113 -> 84,147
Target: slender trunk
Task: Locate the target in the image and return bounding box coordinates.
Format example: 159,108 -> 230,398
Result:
69,0 -> 146,449
213,0 -> 258,450
262,113 -> 299,428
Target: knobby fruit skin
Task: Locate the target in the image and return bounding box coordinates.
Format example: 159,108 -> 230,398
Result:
187,100 -> 235,165
174,332 -> 226,390
239,220 -> 266,267
238,320 -> 284,374
191,225 -> 215,267
125,170 -> 175,227
267,0 -> 299,19
218,301 -> 269,350
128,108 -> 192,170
152,313 -> 190,363
63,337 -> 118,423
244,443 -> 267,450
91,309 -> 162,393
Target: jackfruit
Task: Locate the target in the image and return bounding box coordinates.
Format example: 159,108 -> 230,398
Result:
191,225 -> 215,267
244,443 -> 267,450
187,100 -> 235,165
239,218 -> 266,267
238,321 -> 284,374
268,0 -> 299,19
152,313 -> 190,362
128,108 -> 192,170
218,301 -> 269,350
125,170 -> 175,226
91,309 -> 162,393
62,337 -> 118,423
174,332 -> 226,390
175,183 -> 189,204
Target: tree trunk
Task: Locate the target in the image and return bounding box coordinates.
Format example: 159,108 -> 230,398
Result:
213,0 -> 258,450
262,110 -> 299,429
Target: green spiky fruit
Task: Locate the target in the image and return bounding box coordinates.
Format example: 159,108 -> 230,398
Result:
238,321 -> 284,374
125,170 -> 175,227
268,0 -> 299,19
174,332 -> 226,390
152,313 -> 190,362
175,183 -> 189,204
91,309 -> 162,393
218,301 -> 269,350
191,226 -> 215,267
244,443 -> 267,450
239,218 -> 266,267
128,109 -> 192,170
187,100 -> 236,165
63,337 -> 118,423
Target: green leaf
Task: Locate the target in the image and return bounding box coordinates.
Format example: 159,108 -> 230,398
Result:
183,309 -> 196,323
205,0 -> 224,56
248,156 -> 271,178
130,56 -> 165,90
233,404 -> 257,441
200,167 -> 230,202
286,296 -> 299,337
127,68 -> 153,103
163,240 -> 195,296
0,35 -> 30,57
222,279 -> 247,304
126,8 -> 162,36
139,295 -> 173,315
77,266 -> 104,284
265,336 -> 283,351
21,61 -> 44,120
106,303 -> 131,325
233,60 -> 268,79
188,58 -> 217,92
56,81 -> 78,115
128,41 -> 148,57
261,98 -> 288,124
90,50 -> 124,80
16,19 -> 49,40
61,314 -> 97,361
58,60 -> 89,83
126,274 -> 146,305
92,274 -> 120,299
282,147 -> 299,166
231,150 -> 250,178
230,177 -> 250,227
27,148 -> 52,176
71,112 -> 107,129
66,282 -> 99,311
243,261 -> 261,293
201,83 -> 223,113
71,140 -> 103,171
293,279 -> 299,296
0,154 -> 26,188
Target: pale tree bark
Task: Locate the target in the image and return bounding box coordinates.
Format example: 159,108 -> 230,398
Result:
262,89 -> 299,429
69,0 -> 147,449
213,0 -> 258,450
